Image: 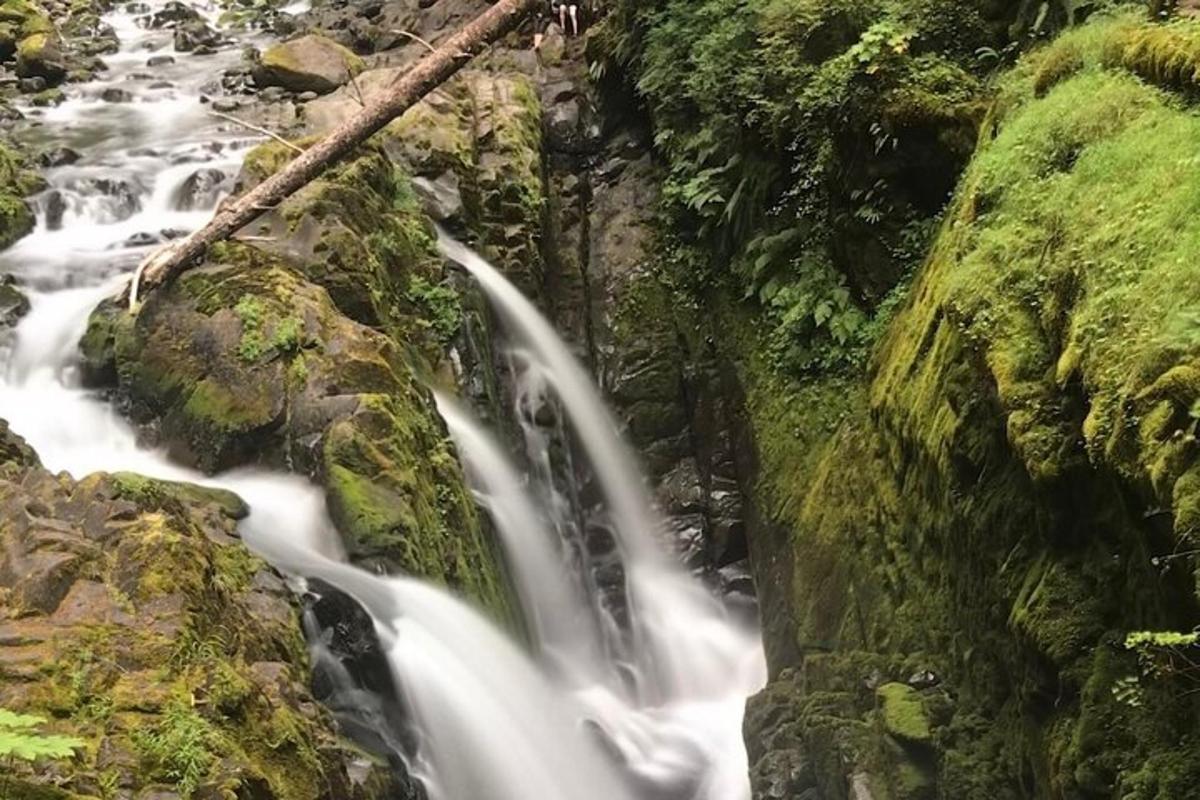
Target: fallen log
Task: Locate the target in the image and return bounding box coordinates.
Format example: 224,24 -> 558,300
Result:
129,0 -> 539,310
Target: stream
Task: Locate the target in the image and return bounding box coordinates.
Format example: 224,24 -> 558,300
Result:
0,2 -> 767,798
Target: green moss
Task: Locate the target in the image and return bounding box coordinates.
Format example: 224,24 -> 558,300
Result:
260,34 -> 364,78
322,392 -> 512,619
183,377 -> 277,433
876,682 -> 932,744
0,140 -> 35,248
110,472 -> 249,519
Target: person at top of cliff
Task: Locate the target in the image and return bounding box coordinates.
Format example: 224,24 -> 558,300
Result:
556,0 -> 581,36
533,0 -> 580,50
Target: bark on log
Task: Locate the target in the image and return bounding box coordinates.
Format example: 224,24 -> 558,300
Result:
129,0 -> 539,310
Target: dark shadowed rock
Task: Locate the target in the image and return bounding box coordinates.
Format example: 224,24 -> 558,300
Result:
171,167 -> 228,211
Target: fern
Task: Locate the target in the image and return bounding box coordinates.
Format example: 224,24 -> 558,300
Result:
0,708 -> 84,762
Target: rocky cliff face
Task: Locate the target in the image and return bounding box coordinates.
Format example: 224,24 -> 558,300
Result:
594,1 -> 1200,798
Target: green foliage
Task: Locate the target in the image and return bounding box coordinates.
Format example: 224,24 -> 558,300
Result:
1125,630 -> 1200,684
405,275 -> 462,345
594,0 -> 988,383
0,708 -> 83,762
270,316 -> 303,354
132,701 -> 219,796
847,20 -> 916,75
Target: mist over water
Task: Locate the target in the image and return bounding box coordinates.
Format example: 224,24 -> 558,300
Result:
0,2 -> 766,798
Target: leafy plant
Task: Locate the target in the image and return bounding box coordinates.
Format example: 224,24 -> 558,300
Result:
405,276 -> 462,345
0,708 -> 84,761
847,20 -> 916,76
132,701 -> 219,796
1115,629 -> 1200,707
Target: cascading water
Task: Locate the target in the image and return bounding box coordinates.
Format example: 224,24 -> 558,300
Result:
0,2 -> 765,799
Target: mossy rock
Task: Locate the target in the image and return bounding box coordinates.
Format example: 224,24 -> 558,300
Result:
16,29 -> 66,82
0,140 -> 36,248
253,33 -> 364,95
80,180 -> 511,617
233,140 -> 445,344
303,69 -> 545,292
0,432 -> 390,799
876,682 -> 932,745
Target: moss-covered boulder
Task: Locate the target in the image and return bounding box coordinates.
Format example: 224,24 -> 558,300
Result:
15,29 -> 65,82
0,0 -> 51,60
80,146 -> 510,614
0,423 -> 391,800
734,11 -> 1200,799
253,34 -> 364,95
0,140 -> 37,249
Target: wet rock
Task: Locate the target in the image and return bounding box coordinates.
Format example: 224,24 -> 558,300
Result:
146,54 -> 175,67
38,145 -> 79,168
544,96 -> 583,152
0,274 -> 30,328
29,87 -> 64,106
411,172 -> 463,228
258,85 -> 287,102
148,0 -> 199,28
148,80 -> 174,89
41,189 -> 67,230
69,177 -> 142,221
73,19 -> 120,56
173,19 -> 222,53
121,231 -> 160,247
101,87 -> 133,103
16,31 -> 67,83
17,76 -> 45,93
211,97 -> 240,112
252,33 -> 364,95
171,167 -> 227,211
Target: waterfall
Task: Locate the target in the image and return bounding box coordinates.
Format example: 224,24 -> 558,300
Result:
439,233 -> 764,706
0,3 -> 765,799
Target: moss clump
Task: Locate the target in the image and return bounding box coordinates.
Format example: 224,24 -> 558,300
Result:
876,682 -> 932,744
0,140 -> 36,248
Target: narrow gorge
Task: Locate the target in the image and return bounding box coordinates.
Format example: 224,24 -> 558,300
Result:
0,1 -> 1198,800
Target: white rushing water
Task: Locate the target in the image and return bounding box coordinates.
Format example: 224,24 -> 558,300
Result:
0,3 -> 765,799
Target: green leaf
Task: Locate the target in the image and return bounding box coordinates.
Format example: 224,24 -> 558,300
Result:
0,729 -> 84,761
0,708 -> 46,729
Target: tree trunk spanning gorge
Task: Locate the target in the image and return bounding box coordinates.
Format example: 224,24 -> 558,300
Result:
127,0 -> 539,309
